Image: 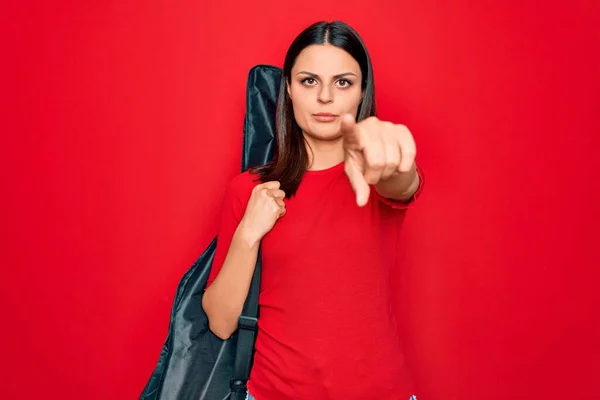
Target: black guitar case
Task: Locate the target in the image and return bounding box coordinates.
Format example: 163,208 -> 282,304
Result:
139,64 -> 281,400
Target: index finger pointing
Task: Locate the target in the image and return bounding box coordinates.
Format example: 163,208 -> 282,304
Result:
345,159 -> 370,207
340,113 -> 357,137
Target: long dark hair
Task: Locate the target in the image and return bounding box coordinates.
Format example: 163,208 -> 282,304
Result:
252,20 -> 377,197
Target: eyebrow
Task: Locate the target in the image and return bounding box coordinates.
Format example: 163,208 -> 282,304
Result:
296,71 -> 358,79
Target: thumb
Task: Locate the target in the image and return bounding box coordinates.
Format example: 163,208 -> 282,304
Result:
261,181 -> 281,190
345,159 -> 370,207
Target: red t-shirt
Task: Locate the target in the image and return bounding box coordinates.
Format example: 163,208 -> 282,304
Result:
207,161 -> 424,400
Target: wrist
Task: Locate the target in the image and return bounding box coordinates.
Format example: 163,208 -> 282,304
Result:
376,164 -> 419,200
235,219 -> 262,249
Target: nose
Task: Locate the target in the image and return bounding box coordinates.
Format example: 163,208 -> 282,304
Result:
317,85 -> 333,104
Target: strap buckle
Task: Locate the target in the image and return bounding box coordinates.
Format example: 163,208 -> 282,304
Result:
238,315 -> 258,331
230,378 -> 248,393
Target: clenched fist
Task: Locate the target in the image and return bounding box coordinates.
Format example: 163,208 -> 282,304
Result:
239,181 -> 286,244
340,114 -> 417,207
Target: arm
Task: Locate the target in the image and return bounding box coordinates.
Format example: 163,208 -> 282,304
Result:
202,179 -> 285,340
202,222 -> 260,340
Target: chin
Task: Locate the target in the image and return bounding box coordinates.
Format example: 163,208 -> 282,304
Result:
304,122 -> 342,141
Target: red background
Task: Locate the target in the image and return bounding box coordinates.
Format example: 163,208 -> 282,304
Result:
2,1 -> 599,399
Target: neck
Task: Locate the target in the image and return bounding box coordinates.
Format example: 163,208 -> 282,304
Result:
303,134 -> 344,171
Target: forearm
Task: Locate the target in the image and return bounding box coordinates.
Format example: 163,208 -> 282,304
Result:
202,221 -> 260,339
374,163 -> 420,201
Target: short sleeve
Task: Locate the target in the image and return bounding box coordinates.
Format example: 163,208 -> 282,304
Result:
373,163 -> 425,210
205,173 -> 255,289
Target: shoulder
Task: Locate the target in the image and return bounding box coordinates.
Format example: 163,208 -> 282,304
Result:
217,170 -> 263,219
224,169 -> 263,201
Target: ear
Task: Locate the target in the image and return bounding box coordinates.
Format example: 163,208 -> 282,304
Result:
286,81 -> 291,97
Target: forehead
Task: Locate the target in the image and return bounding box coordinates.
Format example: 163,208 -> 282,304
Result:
292,44 -> 361,76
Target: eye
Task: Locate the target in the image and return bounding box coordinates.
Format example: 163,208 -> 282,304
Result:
337,79 -> 353,88
301,77 -> 317,86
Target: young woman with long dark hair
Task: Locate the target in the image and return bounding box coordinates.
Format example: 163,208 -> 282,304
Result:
203,20 -> 423,400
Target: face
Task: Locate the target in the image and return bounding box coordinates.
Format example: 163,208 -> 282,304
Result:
287,43 -> 364,141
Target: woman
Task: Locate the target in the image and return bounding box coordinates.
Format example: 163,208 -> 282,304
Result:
203,20 -> 423,400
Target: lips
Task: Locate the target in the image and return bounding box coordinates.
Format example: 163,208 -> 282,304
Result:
313,113 -> 338,122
